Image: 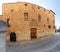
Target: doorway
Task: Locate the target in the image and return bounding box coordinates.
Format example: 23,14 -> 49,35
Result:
30,28 -> 37,39
10,32 -> 16,42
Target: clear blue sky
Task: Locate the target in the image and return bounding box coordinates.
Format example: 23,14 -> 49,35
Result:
0,0 -> 60,29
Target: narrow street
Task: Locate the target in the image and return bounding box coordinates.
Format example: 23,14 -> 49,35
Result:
6,33 -> 60,52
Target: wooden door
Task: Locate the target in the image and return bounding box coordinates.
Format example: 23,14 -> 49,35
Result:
30,28 -> 37,39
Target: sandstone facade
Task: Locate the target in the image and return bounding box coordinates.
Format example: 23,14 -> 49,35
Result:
0,2 -> 55,42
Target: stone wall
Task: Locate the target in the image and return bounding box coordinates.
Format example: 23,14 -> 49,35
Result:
0,2 -> 55,42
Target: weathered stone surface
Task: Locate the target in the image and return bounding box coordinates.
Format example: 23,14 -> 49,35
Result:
0,2 -> 55,42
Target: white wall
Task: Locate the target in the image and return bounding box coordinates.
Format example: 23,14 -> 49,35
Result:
0,33 -> 6,52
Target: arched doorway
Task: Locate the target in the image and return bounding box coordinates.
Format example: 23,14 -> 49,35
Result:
10,32 -> 16,42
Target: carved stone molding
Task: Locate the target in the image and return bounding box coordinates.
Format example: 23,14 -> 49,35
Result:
30,19 -> 38,26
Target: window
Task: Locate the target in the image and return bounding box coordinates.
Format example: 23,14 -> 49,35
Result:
48,25 -> 51,29
24,13 -> 28,17
38,14 -> 41,21
7,18 -> 10,27
25,4 -> 27,6
47,18 -> 49,23
24,13 -> 28,21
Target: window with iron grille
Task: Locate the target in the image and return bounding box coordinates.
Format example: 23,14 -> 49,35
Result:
24,13 -> 28,21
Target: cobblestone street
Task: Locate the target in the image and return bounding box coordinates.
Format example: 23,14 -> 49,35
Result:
6,33 -> 60,52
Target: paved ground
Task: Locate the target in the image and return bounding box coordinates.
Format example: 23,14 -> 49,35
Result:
6,32 -> 60,52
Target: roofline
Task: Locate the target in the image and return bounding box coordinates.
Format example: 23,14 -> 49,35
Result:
2,1 -> 48,10
17,1 -> 48,10
50,10 -> 55,15
2,1 -> 55,15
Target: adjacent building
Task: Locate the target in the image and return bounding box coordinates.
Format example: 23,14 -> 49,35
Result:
0,2 -> 55,42
0,20 -> 7,52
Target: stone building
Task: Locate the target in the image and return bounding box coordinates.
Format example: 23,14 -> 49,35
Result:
0,2 -> 55,42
